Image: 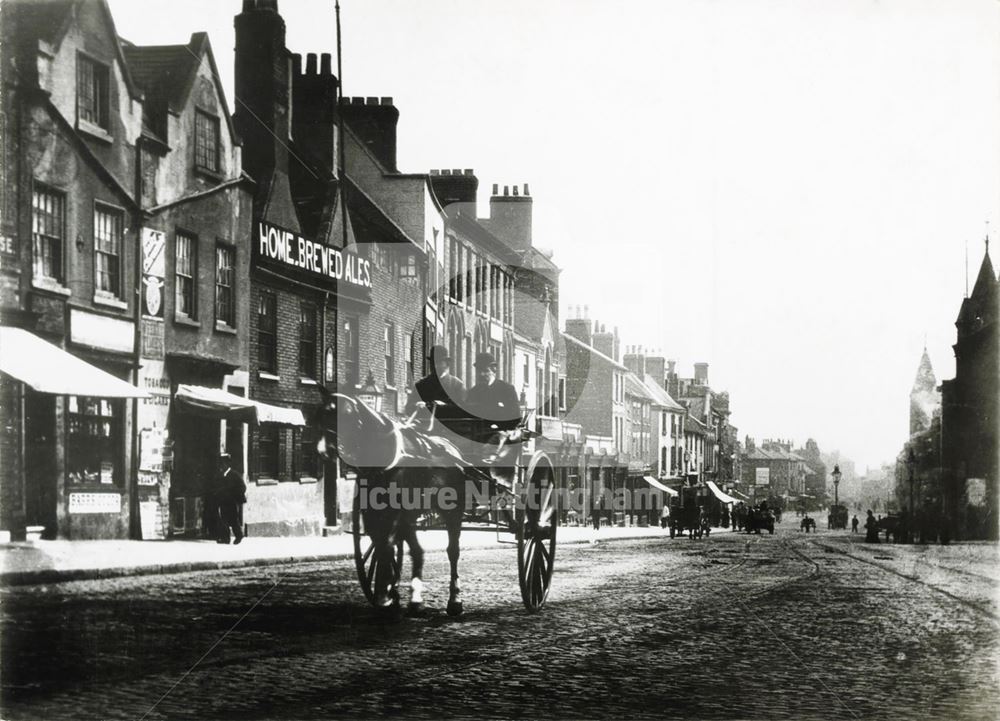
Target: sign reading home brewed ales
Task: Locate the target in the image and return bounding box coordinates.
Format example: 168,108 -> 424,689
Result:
253,220 -> 372,303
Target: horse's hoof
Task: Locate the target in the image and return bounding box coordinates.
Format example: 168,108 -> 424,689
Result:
446,600 -> 464,617
407,601 -> 426,617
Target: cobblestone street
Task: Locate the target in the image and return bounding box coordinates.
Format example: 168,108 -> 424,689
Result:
2,525 -> 998,721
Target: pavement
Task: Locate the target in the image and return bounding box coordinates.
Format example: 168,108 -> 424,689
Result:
0,522 -> 721,586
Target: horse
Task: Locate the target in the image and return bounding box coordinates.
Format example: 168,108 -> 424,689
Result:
313,387 -> 513,617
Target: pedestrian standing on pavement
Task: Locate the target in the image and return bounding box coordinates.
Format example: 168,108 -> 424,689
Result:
851,515 -> 859,533
864,510 -> 879,543
214,453 -> 246,545
660,502 -> 670,529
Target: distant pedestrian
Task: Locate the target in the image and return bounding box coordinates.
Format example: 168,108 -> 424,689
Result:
864,510 -> 879,543
851,515 -> 859,533
660,503 -> 670,529
214,453 -> 246,544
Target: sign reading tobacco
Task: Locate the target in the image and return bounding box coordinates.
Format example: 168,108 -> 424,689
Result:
253,220 -> 372,300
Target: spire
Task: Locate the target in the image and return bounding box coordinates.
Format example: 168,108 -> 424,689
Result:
910,348 -> 936,394
970,240 -> 996,300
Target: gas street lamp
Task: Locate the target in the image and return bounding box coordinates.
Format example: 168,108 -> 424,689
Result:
831,464 -> 841,508
357,370 -> 383,413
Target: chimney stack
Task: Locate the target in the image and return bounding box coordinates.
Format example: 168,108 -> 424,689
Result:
484,180 -> 533,252
694,362 -> 709,385
564,309 -> 593,347
338,96 -> 400,172
429,169 -> 478,218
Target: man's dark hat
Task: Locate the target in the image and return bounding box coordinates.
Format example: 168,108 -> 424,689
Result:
428,344 -> 450,362
474,352 -> 497,369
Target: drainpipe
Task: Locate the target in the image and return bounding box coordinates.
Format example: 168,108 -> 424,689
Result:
129,138 -> 144,540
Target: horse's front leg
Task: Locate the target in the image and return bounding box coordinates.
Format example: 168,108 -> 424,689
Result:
399,514 -> 426,615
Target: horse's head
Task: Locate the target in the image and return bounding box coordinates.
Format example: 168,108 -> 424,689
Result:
313,385 -> 397,468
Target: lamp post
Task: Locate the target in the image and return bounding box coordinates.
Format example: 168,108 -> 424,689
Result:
906,448 -> 916,544
831,464 -> 841,509
357,370 -> 383,413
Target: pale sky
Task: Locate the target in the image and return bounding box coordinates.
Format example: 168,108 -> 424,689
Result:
108,0 -> 1000,471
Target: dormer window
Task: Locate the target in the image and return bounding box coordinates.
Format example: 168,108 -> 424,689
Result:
195,109 -> 220,174
77,55 -> 110,131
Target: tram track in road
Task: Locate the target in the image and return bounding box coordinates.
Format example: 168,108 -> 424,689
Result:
804,537 -> 1000,623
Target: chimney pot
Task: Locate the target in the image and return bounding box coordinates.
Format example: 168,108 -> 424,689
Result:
464,169 -> 474,175
513,186 -> 519,196
292,53 -> 302,75
321,53 -> 332,75
442,169 -> 452,176
305,53 -> 317,74
504,186 -> 510,196
366,96 -> 378,105
351,96 -> 364,105
584,304 -> 589,320
452,168 -> 462,175
430,169 -> 440,176
492,183 -> 498,195
524,183 -> 530,196
380,96 -> 393,105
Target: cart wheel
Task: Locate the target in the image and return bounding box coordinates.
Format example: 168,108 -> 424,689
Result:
517,452 -> 557,612
352,491 -> 403,607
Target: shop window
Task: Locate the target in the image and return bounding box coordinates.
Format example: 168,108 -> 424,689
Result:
215,244 -> 235,327
299,303 -> 317,378
67,396 -> 121,485
77,55 -> 109,130
175,232 -> 197,319
257,425 -> 280,479
384,322 -> 395,386
294,426 -> 320,480
257,292 -> 277,373
94,205 -> 123,298
195,109 -> 220,173
32,184 -> 64,282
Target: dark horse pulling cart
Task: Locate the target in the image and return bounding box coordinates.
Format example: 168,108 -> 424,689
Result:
314,391 -> 557,615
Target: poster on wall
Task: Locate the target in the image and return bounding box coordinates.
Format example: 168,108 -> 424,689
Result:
755,467 -> 770,485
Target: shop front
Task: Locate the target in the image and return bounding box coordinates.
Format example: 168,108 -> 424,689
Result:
0,326 -> 148,540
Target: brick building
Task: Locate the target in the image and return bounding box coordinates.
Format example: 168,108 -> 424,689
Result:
234,0 -> 428,535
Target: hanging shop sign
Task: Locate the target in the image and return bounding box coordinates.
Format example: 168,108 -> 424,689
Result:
253,220 -> 372,302
141,228 -> 166,318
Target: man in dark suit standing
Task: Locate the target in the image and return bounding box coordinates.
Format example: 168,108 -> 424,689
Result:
404,344 -> 466,419
214,453 -> 246,545
465,352 -> 522,431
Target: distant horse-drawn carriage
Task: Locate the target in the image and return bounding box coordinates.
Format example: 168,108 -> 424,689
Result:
669,486 -> 710,539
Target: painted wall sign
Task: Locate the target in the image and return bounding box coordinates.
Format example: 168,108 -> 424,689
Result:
755,467 -> 770,485
69,492 -> 122,514
70,309 -> 134,353
252,220 -> 372,301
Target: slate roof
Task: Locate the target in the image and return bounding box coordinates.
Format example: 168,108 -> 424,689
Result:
625,372 -> 655,403
561,332 -> 627,371
642,374 -> 684,411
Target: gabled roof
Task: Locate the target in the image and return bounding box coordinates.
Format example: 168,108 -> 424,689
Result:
122,33 -> 236,145
15,0 -> 141,101
642,374 -> 684,411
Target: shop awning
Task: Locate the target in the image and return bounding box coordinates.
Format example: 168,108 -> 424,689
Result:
0,326 -> 149,398
706,480 -> 740,505
642,476 -> 679,496
730,488 -> 750,501
174,385 -> 307,426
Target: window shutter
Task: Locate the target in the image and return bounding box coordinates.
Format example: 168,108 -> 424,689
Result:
278,429 -> 289,482
251,429 -> 260,482
293,428 -> 304,479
